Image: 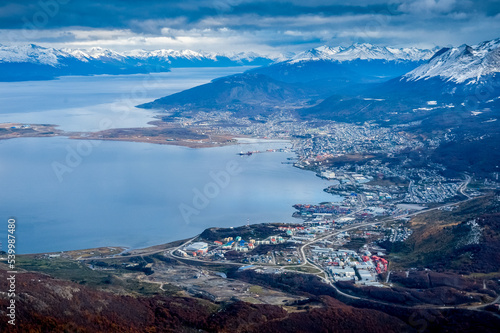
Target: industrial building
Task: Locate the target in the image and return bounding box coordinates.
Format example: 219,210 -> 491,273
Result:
185,242 -> 209,254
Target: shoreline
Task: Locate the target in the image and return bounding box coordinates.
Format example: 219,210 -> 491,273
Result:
0,121 -> 290,149
1,125 -> 308,256
0,123 -> 62,140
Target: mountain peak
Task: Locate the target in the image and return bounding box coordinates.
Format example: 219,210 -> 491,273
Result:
349,42 -> 375,48
0,43 -> 61,66
404,38 -> 500,84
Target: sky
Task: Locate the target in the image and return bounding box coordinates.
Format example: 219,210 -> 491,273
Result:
0,0 -> 499,55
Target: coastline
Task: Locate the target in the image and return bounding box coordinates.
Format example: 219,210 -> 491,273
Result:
0,121 -> 286,149
0,123 -> 62,140
0,129 -> 314,255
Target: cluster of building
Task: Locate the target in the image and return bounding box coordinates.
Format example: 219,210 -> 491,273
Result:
220,235 -> 286,252
309,247 -> 387,285
406,180 -> 462,203
382,225 -> 413,243
167,108 -> 500,195
177,235 -> 286,258
173,219 -> 411,289
293,204 -> 351,217
177,242 -> 209,257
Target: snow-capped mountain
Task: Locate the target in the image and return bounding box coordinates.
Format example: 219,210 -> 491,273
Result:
0,44 -> 277,66
292,43 -> 436,62
81,47 -> 128,61
403,38 -> 500,84
303,37 -> 500,126
0,44 -> 277,81
0,43 -> 67,65
123,49 -> 276,66
250,43 -> 436,86
290,45 -> 343,61
124,48 -> 218,62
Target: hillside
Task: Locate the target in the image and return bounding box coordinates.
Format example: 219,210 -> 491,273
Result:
137,43 -> 438,116
300,39 -> 500,124
138,73 -> 317,116
386,194 -> 500,272
404,39 -> 500,84
0,268 -> 415,333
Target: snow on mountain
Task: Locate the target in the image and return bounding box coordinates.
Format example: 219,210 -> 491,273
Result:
0,43 -> 436,70
85,47 -> 127,61
0,44 -> 66,66
292,43 -> 436,62
404,38 -> 500,84
63,48 -> 92,62
225,51 -> 269,62
0,44 -> 279,81
0,44 -> 276,67
124,48 -> 218,61
0,44 -> 128,65
291,45 -> 344,61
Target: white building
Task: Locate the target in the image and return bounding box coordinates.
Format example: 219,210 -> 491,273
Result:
185,242 -> 209,253
321,171 -> 336,179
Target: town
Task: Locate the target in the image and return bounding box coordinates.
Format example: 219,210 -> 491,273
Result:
163,109 -> 499,209
171,215 -> 413,288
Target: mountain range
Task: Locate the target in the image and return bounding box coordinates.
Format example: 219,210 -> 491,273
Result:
306,38 -> 500,123
139,43 -> 442,113
0,44 -> 276,81
139,38 -> 500,175
291,43 -> 437,62
0,43 -> 439,82
138,39 -> 500,120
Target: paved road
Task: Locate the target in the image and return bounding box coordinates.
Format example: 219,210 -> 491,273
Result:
291,195 -> 500,313
459,174 -> 471,198
78,195 -> 500,315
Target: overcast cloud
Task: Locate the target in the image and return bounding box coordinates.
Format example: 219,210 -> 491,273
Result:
0,0 -> 499,54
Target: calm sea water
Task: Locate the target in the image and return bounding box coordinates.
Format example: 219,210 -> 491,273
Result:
0,69 -> 339,254
0,67 -> 254,132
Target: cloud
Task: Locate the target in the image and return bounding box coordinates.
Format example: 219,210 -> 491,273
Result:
0,0 -> 498,54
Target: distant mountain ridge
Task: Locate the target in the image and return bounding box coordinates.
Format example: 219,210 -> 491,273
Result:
247,44 -> 438,91
0,43 -> 278,66
141,43 -> 439,115
0,42 -> 440,82
291,43 -> 437,62
0,44 -> 277,81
